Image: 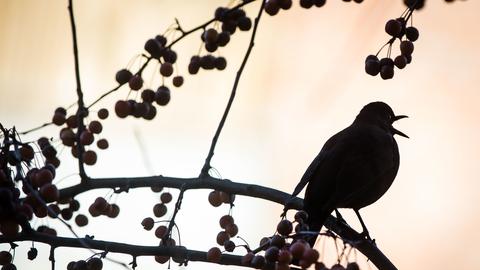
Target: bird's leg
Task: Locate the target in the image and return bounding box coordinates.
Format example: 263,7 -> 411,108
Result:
334,209 -> 347,225
354,209 -> 374,243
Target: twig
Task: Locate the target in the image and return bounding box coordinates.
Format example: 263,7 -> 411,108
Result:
200,0 -> 265,177
19,122 -> 53,135
67,0 -> 87,180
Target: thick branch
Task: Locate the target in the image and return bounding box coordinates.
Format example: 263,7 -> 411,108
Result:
0,232 -> 248,267
57,175 -> 396,270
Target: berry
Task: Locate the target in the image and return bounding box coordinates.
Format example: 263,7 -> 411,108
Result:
302,248 -> 320,264
265,0 -> 280,15
0,251 -> 12,265
224,240 -> 235,252
142,217 -> 154,230
88,120 -> 103,134
346,262 -> 360,270
203,28 -> 218,44
406,26 -> 419,41
205,42 -> 218,53
365,59 -> 381,76
279,0 -> 293,10
380,57 -> 394,67
331,264 -> 346,270
80,130 -> 94,145
144,38 -> 162,58
277,249 -> 292,264
385,19 -> 402,37
143,104 -> 157,120
313,0 -> 326,7
300,0 -> 314,9
160,62 -> 174,77
87,257 -> 103,270
380,65 -> 394,80
172,76 -> 184,87
160,192 -> 173,203
400,40 -> 414,55
219,215 -> 234,229
207,247 -> 221,263
66,115 -> 78,128
225,223 -> 238,237
216,231 -> 230,245
208,190 -> 222,207
200,55 -> 216,70
163,49 -> 177,64
96,139 -> 109,150
107,204 -> 120,218
52,113 -> 66,126
97,108 -> 109,119
241,253 -> 254,266
115,69 -> 132,84
75,214 -> 88,227
40,184 -> 59,202
27,247 -> 37,260
250,255 -> 266,269
83,150 -> 97,165
264,246 -> 279,262
289,241 -> 307,259
270,235 -> 286,248
155,86 -> 171,106
238,17 -> 252,31
277,219 -> 293,236
394,55 -> 407,69
20,145 -> 34,161
155,35 -> 167,46
217,32 -> 230,47
215,57 -> 227,70
128,75 -> 143,90
153,203 -> 167,217
294,210 -> 309,223
141,89 -> 156,103
155,225 -> 168,238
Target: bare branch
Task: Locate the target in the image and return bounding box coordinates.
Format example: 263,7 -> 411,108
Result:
200,0 -> 265,177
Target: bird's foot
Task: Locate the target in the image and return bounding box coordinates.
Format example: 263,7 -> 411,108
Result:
359,230 -> 376,245
334,209 -> 347,225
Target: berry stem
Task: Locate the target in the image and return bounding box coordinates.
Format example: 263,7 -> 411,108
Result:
200,0 -> 266,177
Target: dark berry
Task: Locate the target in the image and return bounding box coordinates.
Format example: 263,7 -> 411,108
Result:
380,65 -> 394,80
115,69 -> 133,84
300,0 -> 314,9
215,57 -> 227,70
400,40 -> 414,56
144,39 -> 162,58
385,19 -> 402,37
405,26 -> 419,41
155,86 -> 171,106
394,55 -> 407,69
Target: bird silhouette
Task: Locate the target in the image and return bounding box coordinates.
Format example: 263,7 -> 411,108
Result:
289,101 -> 408,247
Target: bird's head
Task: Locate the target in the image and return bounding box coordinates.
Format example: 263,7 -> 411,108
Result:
355,101 -> 409,138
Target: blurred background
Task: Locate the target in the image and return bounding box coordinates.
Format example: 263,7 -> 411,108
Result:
1,0 -> 479,269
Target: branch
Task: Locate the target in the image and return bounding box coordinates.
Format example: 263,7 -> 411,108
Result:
55,175 -> 396,269
200,0 -> 265,177
67,0 -> 87,180
0,232 -> 250,267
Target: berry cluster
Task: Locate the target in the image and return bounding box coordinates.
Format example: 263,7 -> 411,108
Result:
214,214 -> 239,252
88,197 -> 119,218
66,257 -> 103,270
208,190 -> 235,207
188,55 -> 227,74
365,8 -> 419,79
215,7 -> 252,37
113,34 -> 184,121
54,106 -> 110,166
0,251 -> 15,270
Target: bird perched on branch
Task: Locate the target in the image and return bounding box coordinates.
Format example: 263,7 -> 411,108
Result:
289,101 -> 408,247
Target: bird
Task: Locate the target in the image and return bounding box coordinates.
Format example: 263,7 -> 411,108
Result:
288,101 -> 408,247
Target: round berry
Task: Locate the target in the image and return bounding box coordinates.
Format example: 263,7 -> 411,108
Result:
141,89 -> 156,103
207,247 -> 221,263
83,150 -> 97,165
142,217 -> 154,231
405,26 -> 419,41
277,219 -> 293,236
208,190 -> 222,207
153,203 -> 167,217
115,69 -> 133,84
144,38 -> 162,58
88,120 -> 103,134
97,138 -> 109,150
265,0 -> 280,15
97,108 -> 109,119
380,65 -> 394,80
394,55 -> 407,69
129,75 -> 143,90
215,57 -> 227,70
217,32 -> 230,47
160,192 -> 173,204
75,214 -> 89,227
385,19 -> 402,37
155,86 -> 171,106
300,0 -> 314,9
160,62 -> 174,77
155,225 -> 168,238
400,40 -> 414,56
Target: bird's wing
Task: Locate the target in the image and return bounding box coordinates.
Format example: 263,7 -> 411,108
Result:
290,129 -> 345,198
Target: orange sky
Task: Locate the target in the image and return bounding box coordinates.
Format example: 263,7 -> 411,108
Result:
1,1 -> 479,269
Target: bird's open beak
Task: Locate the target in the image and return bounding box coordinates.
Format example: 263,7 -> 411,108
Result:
391,115 -> 409,138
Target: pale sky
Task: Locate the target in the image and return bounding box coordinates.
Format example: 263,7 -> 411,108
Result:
1,1 -> 479,269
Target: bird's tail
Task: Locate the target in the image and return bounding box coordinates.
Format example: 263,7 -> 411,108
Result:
306,210 -> 331,248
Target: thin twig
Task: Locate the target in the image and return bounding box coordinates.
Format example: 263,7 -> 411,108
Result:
200,0 -> 265,177
19,122 -> 53,135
